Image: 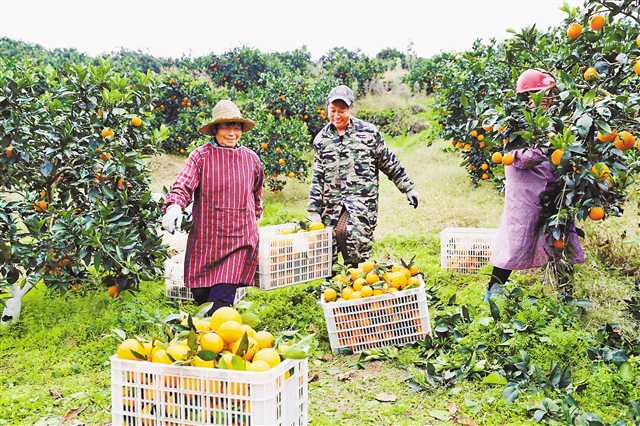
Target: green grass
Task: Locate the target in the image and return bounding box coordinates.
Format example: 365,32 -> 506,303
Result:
1,96 -> 639,425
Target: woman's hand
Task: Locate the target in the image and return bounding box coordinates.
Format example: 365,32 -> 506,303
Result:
162,204 -> 183,234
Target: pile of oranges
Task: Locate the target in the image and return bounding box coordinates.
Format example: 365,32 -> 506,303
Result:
115,306 -> 288,372
322,258 -> 422,303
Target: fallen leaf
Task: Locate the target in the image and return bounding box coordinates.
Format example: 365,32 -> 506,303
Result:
308,373 -> 320,383
62,407 -> 84,422
428,409 -> 450,421
374,392 -> 397,403
455,416 -> 478,426
49,389 -> 63,400
337,371 -> 355,381
448,402 -> 458,415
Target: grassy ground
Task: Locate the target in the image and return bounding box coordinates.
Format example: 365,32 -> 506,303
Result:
1,97 -> 639,425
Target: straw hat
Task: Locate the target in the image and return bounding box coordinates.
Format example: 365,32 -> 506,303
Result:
198,100 -> 255,135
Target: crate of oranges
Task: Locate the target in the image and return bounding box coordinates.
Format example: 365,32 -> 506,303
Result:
111,306 -> 310,425
255,221 -> 332,290
318,258 -> 432,354
439,227 -> 497,274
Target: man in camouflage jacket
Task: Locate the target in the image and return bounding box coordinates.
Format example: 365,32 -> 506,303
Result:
307,85 -> 419,266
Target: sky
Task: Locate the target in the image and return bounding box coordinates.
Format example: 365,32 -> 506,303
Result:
3,0 -> 581,59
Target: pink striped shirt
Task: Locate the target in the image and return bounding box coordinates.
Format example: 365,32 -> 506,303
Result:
164,142 -> 264,288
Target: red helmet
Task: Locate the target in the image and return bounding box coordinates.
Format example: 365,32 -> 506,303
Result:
516,69 -> 556,93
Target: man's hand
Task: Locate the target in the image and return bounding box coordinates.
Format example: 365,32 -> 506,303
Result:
406,189 -> 419,209
308,212 -> 322,223
162,204 -> 183,234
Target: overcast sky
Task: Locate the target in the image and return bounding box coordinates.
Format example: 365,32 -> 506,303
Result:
3,0 -> 581,59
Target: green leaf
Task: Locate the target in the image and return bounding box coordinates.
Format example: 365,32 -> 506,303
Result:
235,332 -> 249,357
483,371 -> 507,385
489,300 -> 501,322
196,350 -> 217,362
428,409 -> 450,421
575,114 -> 593,137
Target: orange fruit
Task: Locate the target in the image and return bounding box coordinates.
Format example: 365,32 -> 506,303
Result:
477,134 -> 485,141
350,291 -> 362,299
481,163 -> 489,171
260,143 -> 268,150
597,130 -> 617,142
253,348 -> 281,368
551,149 -> 564,166
278,158 -> 286,165
287,172 -> 296,178
635,60 -> 640,77
591,162 -> 610,180
353,278 -> 366,291
192,354 -> 215,368
588,207 -> 604,221
210,307 -> 242,331
117,339 -> 144,360
567,22 -> 583,40
471,130 -> 478,137
100,127 -> 114,139
502,153 -> 514,166
200,332 -> 225,353
636,34 -> 640,48
323,288 -> 337,302
479,142 -> 486,149
491,152 -> 503,164
247,360 -> 271,372
481,173 -> 489,180
583,67 -> 599,81
117,178 -> 125,190
107,285 -> 119,298
217,321 -> 244,344
553,239 -> 565,250
100,152 -> 112,161
590,15 -> 606,30
130,116 -> 142,127
254,330 -> 275,349
360,260 -> 376,274
483,125 -> 493,132
4,145 -> 14,158
360,285 -> 373,297
34,200 -> 48,212
342,286 -> 354,300
616,131 -> 635,150
365,272 -> 379,284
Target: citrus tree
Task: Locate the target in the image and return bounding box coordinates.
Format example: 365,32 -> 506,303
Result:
152,70 -> 228,154
0,59 -> 168,322
411,0 -> 640,283
319,47 -> 387,94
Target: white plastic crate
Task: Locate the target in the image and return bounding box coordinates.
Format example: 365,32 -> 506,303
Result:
255,223 -> 332,291
439,227 -> 497,274
111,356 -> 308,426
319,277 -> 431,354
164,252 -> 247,304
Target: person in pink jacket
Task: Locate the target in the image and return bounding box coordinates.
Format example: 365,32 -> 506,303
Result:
485,69 -> 585,302
162,100 -> 264,313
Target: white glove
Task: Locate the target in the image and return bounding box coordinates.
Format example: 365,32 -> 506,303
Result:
162,204 -> 183,234
308,212 -> 322,223
406,189 -> 419,208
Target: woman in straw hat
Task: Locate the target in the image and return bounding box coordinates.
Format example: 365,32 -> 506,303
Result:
162,100 -> 264,312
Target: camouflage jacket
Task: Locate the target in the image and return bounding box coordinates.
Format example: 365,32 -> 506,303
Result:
307,117 -> 415,233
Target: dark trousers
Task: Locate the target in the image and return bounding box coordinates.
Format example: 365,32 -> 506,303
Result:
335,208 -> 358,266
191,284 -> 238,315
487,266 -> 512,289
